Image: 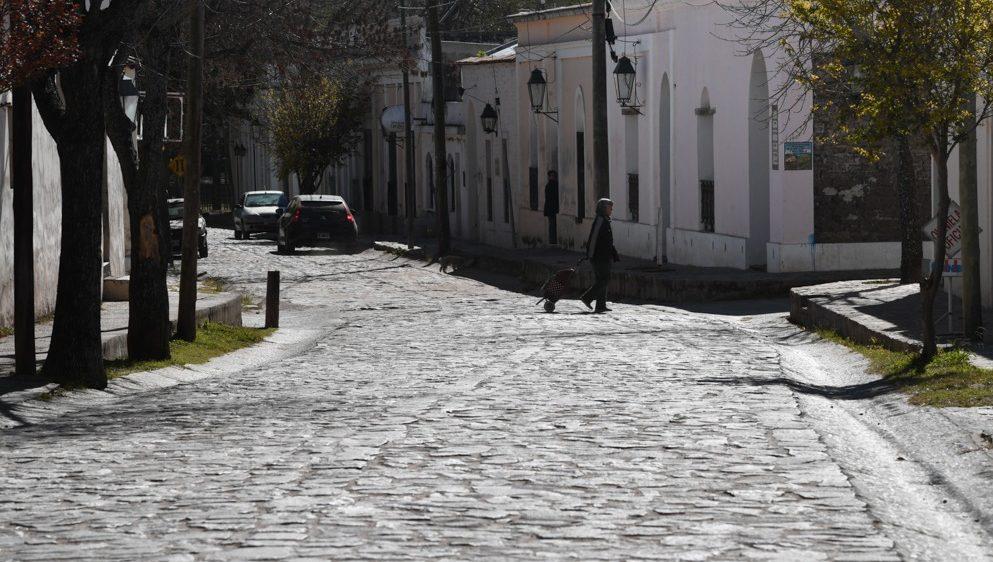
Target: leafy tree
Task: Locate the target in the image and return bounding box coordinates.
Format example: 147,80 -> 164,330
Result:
267,74 -> 371,195
724,0 -> 993,358
0,0 -> 80,89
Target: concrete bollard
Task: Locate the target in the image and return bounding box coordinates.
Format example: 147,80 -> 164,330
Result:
265,270 -> 280,329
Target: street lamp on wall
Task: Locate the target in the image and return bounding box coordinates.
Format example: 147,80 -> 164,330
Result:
480,103 -> 498,134
526,68 -> 558,122
613,55 -> 637,108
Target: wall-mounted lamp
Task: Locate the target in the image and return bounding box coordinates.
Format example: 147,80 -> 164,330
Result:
480,103 -> 499,134
526,68 -> 558,122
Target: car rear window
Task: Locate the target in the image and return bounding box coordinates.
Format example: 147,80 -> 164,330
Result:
301,200 -> 345,208
245,193 -> 286,207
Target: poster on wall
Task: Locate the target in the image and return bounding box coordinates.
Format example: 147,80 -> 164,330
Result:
784,141 -> 813,171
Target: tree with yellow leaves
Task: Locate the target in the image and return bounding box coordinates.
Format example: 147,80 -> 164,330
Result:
723,0 -> 993,358
268,74 -> 370,195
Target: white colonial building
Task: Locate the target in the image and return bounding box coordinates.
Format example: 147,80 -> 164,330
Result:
504,1 -> 914,272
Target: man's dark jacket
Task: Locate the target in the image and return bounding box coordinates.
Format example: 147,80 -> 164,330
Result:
543,180 -> 559,217
586,215 -> 619,263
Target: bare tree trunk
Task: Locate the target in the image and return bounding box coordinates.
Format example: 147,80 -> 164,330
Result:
47,140 -> 107,387
11,87 -> 36,377
427,3 -> 450,256
960,95 -> 982,341
177,0 -> 205,341
105,41 -> 175,361
922,140 -> 951,360
896,135 -> 922,284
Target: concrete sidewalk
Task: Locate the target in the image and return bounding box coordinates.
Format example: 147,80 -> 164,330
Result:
374,237 -> 897,303
0,291 -> 243,386
790,279 -> 993,363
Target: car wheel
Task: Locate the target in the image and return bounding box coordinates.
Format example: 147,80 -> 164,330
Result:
234,225 -> 243,240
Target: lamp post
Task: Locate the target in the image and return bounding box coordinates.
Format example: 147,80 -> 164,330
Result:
613,56 -> 636,106
480,103 -> 498,134
527,69 -> 558,122
527,68 -> 546,112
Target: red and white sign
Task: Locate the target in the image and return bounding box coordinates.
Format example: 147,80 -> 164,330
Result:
923,202 -> 963,257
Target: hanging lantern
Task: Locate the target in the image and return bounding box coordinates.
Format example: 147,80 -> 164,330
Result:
527,68 -> 547,113
480,103 -> 499,134
613,55 -> 637,106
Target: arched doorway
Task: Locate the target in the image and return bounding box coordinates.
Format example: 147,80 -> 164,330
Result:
697,87 -> 715,232
748,51 -> 771,268
447,155 -> 458,236
575,87 -> 587,221
464,102 -> 480,240
425,153 -> 434,210
657,73 -> 671,262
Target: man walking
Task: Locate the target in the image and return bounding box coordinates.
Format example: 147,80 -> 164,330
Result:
543,170 -> 560,245
581,198 -> 619,313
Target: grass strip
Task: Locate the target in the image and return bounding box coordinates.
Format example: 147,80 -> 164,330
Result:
106,322 -> 274,380
817,329 -> 993,408
0,326 -> 12,338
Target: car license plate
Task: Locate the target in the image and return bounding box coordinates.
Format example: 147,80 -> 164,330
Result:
318,233 -> 331,240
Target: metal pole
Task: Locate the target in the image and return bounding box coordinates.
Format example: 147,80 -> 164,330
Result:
960,93 -> 982,339
177,0 -> 205,341
428,1 -> 450,256
265,270 -> 280,329
949,276 -> 953,334
401,0 -> 417,249
11,87 -> 35,377
591,0 -> 610,201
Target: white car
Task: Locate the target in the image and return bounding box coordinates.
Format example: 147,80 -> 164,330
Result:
168,198 -> 208,258
233,190 -> 288,239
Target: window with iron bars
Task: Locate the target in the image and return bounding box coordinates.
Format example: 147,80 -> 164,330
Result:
627,173 -> 639,223
700,179 -> 715,232
529,167 -> 539,210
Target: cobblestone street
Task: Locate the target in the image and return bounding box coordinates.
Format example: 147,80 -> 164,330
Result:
0,231 -> 987,560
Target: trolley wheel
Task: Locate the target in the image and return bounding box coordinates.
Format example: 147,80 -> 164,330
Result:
544,301 -> 556,313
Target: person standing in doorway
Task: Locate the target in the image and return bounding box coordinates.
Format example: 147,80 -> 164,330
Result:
581,198 -> 619,313
543,170 -> 560,245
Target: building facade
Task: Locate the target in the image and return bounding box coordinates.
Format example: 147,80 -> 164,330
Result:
506,1 -> 922,272
0,94 -> 128,327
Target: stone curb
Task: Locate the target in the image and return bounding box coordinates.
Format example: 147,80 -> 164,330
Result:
0,327 -> 325,430
374,240 -> 886,304
789,282 -> 922,354
98,292 -> 244,361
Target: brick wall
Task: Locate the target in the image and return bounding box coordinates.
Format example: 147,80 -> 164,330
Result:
812,128 -> 931,244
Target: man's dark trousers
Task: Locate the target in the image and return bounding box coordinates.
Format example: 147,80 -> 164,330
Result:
548,215 -> 558,245
582,259 -> 611,310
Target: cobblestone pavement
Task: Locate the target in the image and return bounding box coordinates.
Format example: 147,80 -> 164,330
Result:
0,230 -> 904,560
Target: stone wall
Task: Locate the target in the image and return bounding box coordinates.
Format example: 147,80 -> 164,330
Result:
812,124 -> 931,245
0,97 -> 127,328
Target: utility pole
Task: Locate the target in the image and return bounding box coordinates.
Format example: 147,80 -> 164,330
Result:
11,87 -> 35,377
591,0 -> 610,201
427,1 -> 450,256
177,0 -> 205,341
401,0 -> 416,250
960,93 -> 982,340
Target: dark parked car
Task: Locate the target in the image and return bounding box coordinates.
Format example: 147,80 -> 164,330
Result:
168,198 -> 208,258
233,190 -> 288,239
276,195 -> 358,254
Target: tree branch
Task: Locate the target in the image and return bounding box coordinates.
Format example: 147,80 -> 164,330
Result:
104,55 -> 139,195
30,73 -> 66,143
